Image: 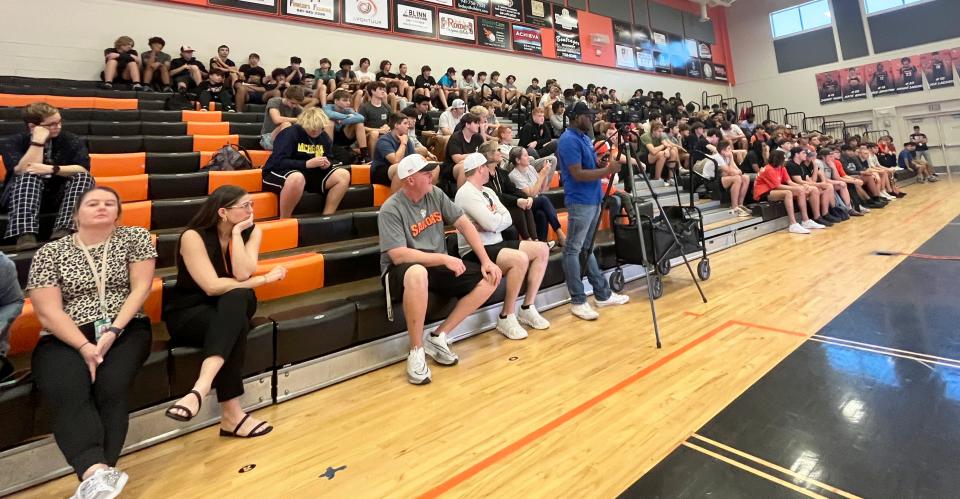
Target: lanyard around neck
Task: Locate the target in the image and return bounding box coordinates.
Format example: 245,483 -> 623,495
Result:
75,233 -> 113,318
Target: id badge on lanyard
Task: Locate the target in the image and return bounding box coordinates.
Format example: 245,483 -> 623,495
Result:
76,234 -> 113,341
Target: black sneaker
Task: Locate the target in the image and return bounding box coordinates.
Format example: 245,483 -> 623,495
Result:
823,214 -> 842,224
814,218 -> 833,227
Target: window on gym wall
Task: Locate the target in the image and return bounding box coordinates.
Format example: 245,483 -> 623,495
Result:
769,0 -> 832,39
864,0 -> 934,16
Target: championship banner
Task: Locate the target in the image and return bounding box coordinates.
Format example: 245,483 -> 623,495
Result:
395,1 -> 436,38
815,70 -> 842,104
344,0 -> 388,29
283,0 -> 337,21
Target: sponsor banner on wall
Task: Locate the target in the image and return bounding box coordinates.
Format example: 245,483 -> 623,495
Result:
616,44 -> 637,69
670,54 -> 688,77
686,58 -> 702,79
345,0 -> 389,29
815,70 -> 842,104
614,20 -> 636,69
701,60 -> 716,79
698,41 -> 712,61
553,7 -> 580,61
395,1 -> 436,37
864,60 -> 896,96
478,17 -> 510,49
894,56 -> 923,93
714,64 -> 728,82
634,26 -> 653,52
457,0 -> 489,14
523,0 -> 551,27
439,9 -> 476,42
920,51 -> 954,89
209,0 -> 278,14
651,31 -> 668,50
283,0 -> 337,21
637,49 -> 655,72
840,66 -> 867,101
492,0 -> 521,22
421,0 -> 453,5
512,24 -> 542,55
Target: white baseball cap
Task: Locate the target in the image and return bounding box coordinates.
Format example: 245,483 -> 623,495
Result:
180,45 -> 196,52
451,99 -> 466,109
397,154 -> 439,180
462,152 -> 488,173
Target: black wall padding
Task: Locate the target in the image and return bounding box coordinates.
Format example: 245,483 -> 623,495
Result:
832,0 -> 869,60
868,0 -> 960,53
774,27 -> 838,72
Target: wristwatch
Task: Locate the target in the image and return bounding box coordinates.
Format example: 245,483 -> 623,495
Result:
107,326 -> 124,336
30,141 -> 45,147
51,165 -> 61,175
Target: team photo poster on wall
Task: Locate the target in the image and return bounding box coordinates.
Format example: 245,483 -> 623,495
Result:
816,48 -> 958,105
192,0 -> 726,82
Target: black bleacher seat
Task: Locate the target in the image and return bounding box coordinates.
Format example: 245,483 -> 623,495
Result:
86,135 -> 143,154
238,135 -> 262,150
140,110 -> 183,122
151,197 -> 207,229
323,246 -> 379,286
297,214 -> 354,246
350,289 -> 405,343
352,210 -> 379,238
544,189 -> 564,210
137,91 -> 173,101
91,109 -> 140,122
141,122 -> 187,135
127,346 -> 171,411
246,104 -> 266,113
222,112 -> 263,123
9,250 -> 32,288
96,89 -> 137,99
294,186 -> 373,214
148,171 -> 209,199
155,232 -> 180,268
229,122 -> 262,135
168,319 -> 274,398
0,121 -> 24,135
0,108 -> 20,119
46,87 -> 98,97
0,380 -> 36,451
62,120 -> 89,135
145,152 -> 200,174
89,121 -> 141,136
137,100 -> 165,110
273,300 -> 357,367
60,108 -> 92,121
143,135 -> 192,153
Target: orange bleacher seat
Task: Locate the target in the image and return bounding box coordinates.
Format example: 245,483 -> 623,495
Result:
182,110 -> 223,123
373,184 -> 391,207
350,164 -> 371,185
250,192 -> 278,220
550,173 -> 561,189
257,218 -> 299,253
45,96 -> 96,109
187,121 -> 230,135
0,93 -> 38,107
193,134 -> 239,152
208,169 -> 262,194
248,150 -> 270,167
96,174 -> 149,202
253,253 -> 325,301
0,156 -> 5,183
120,200 -> 152,229
90,153 -> 146,177
143,278 -> 164,324
93,97 -> 137,110
548,212 -> 569,242
8,300 -> 40,355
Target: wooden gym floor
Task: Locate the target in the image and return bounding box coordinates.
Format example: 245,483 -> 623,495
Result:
19,179 -> 960,498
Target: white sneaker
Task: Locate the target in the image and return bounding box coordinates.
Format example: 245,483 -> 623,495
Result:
424,332 -> 459,365
735,206 -> 752,218
881,192 -> 895,200
406,347 -> 431,385
595,292 -> 630,307
496,314 -> 528,340
517,306 -> 551,330
801,219 -> 825,230
928,175 -> 940,182
663,179 -> 673,187
71,467 -> 128,499
571,302 -> 599,320
788,223 -> 811,234
860,206 -> 871,213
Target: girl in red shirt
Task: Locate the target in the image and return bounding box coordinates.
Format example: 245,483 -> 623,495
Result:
754,149 -> 822,234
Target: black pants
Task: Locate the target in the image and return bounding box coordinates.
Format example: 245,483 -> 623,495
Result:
198,89 -> 235,111
164,289 -> 257,402
531,195 -> 561,241
536,140 -> 558,158
507,204 -> 538,240
32,317 -> 151,479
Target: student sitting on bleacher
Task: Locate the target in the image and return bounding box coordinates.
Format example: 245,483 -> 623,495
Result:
28,186 -> 157,499
507,146 -> 563,245
263,107 -> 350,218
787,147 -> 835,227
754,150 -> 813,234
443,112 -> 484,191
197,69 -> 235,112
0,252 -> 24,380
359,81 -> 393,161
371,112 -> 417,191
324,89 -> 367,160
163,186 -> 287,437
399,107 -> 439,162
208,45 -> 240,89
99,36 -> 144,91
1,102 -> 95,249
455,153 -> 551,340
899,141 -> 935,183
141,36 -> 172,92
518,107 -> 558,160
169,46 -> 207,93
406,95 -> 436,142
259,85 -> 307,150
378,154 -> 501,385
438,98 -> 467,136
841,145 -> 889,207
713,140 -> 752,218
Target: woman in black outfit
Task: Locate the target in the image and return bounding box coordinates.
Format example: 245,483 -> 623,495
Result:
163,186 -> 286,438
479,142 -> 537,240
29,186 -> 156,499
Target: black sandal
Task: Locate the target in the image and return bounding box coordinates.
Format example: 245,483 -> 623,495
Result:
219,413 -> 273,438
164,390 -> 202,422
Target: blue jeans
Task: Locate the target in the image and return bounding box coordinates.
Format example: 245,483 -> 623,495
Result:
0,253 -> 24,356
562,203 -> 612,305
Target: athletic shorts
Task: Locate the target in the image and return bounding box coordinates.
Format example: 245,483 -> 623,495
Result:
462,239 -> 521,264
757,192 -> 770,203
370,164 -> 391,186
381,261 -> 484,303
261,166 -> 342,195
260,133 -> 274,150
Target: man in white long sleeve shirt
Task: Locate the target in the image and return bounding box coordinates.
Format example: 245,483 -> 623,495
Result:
454,153 -> 552,340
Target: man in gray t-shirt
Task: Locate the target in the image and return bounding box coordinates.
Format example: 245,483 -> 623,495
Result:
259,86 -> 305,150
378,154 -> 501,385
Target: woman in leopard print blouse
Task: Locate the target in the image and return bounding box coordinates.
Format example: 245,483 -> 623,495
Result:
27,186 -> 157,499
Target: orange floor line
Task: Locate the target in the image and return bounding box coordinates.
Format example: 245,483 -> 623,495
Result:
729,320 -> 809,338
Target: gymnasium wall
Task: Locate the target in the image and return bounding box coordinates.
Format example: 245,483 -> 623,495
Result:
0,0 -> 730,100
727,0 -> 960,117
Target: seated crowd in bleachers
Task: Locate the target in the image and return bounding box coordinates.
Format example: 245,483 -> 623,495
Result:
0,35 -> 939,499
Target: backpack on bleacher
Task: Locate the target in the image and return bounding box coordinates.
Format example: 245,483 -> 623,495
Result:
163,93 -> 194,111
207,144 -> 253,171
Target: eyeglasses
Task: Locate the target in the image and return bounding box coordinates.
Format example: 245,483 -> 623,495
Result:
227,201 -> 255,211
39,120 -> 62,128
